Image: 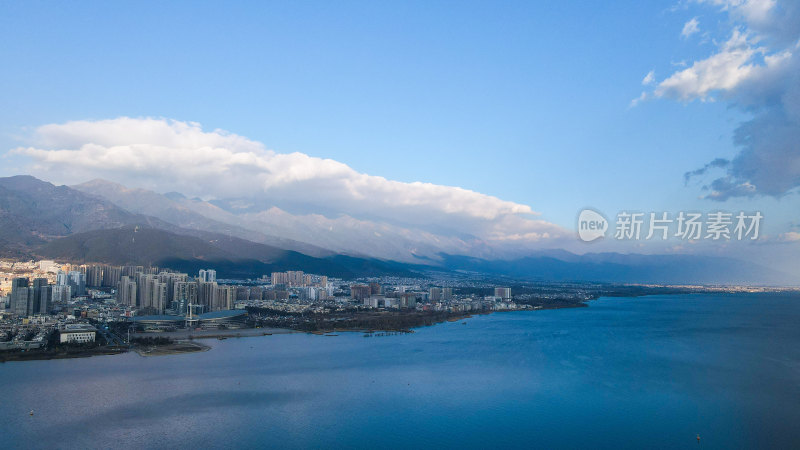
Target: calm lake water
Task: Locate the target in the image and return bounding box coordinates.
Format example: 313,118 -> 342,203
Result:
2,293 -> 799,449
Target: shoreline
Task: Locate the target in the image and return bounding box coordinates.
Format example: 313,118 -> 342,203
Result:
1,303 -> 588,362
305,304 -> 585,335
132,327 -> 296,340
0,346 -> 128,363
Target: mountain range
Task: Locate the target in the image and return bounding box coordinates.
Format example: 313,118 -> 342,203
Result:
0,175 -> 788,284
74,178 -> 495,263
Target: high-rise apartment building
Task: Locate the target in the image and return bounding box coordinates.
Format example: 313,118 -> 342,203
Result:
197,281 -> 217,313
56,271 -> 69,287
271,271 -> 308,286
369,282 -> 382,295
118,276 -> 138,307
173,281 -> 198,314
68,271 -> 86,297
52,284 -> 71,303
442,288 -> 453,301
351,284 -> 371,301
103,265 -> 123,287
10,278 -> 30,317
10,277 -> 51,317
494,288 -> 511,300
86,266 -> 103,287
213,285 -> 236,311
198,269 -> 217,283
32,278 -> 51,315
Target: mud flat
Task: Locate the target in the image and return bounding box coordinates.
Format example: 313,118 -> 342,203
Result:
135,340 -> 210,357
132,327 -> 295,340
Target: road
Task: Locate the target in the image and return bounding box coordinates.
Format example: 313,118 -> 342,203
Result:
97,327 -> 125,346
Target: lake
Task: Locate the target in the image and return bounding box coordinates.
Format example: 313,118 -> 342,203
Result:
1,293 -> 799,449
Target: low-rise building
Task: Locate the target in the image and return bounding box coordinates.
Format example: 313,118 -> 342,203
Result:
59,324 -> 97,344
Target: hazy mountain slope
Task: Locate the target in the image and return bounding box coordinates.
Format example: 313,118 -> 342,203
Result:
73,178 -> 496,262
72,179 -> 332,257
0,175 -> 148,235
0,184 -> 47,255
237,207 -> 495,262
1,175 -> 788,285
35,226 -> 418,279
0,176 -> 420,277
37,226 -> 234,264
0,175 -> 169,256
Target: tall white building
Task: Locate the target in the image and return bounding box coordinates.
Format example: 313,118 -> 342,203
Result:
494,287 -> 511,300
198,269 -> 217,283
56,271 -> 69,286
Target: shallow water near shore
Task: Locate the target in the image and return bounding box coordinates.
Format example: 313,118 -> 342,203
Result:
2,293 -> 799,449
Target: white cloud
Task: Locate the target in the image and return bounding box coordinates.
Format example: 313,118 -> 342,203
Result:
655,29 -> 763,101
698,0 -> 777,27
641,70 -> 656,85
779,231 -> 800,241
631,71 -> 656,107
654,0 -> 800,201
629,91 -> 648,108
681,17 -> 701,38
12,117 -> 569,243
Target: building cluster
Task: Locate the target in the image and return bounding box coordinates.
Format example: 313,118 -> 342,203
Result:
345,282 -> 518,312
241,275 -> 520,315
264,271 -> 332,301
0,309 -> 103,351
1,262 -> 246,323
7,268 -> 140,317
268,271 -> 328,288
2,264 -> 235,317
117,269 -> 235,315
1,258 -> 527,349
0,319 -> 53,351
9,278 -> 52,317
350,282 -> 421,309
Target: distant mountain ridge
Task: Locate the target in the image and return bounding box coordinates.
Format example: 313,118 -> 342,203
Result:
437,252 -> 787,285
0,175 -> 790,284
0,176 -> 420,278
72,179 -> 332,257
73,178 -> 493,263
37,226 -> 415,279
0,175 -> 168,255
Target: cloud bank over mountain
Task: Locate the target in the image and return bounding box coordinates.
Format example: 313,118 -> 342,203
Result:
644,0 -> 800,201
13,117 -> 569,249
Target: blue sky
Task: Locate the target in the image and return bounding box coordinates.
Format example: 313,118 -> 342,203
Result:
0,0 -> 797,267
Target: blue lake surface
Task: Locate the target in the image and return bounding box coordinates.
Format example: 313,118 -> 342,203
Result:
1,293 -> 799,449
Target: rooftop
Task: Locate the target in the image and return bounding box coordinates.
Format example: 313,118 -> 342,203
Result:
131,315 -> 184,322
198,310 -> 248,320
61,323 -> 97,332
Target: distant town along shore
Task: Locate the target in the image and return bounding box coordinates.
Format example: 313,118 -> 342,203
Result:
2,259 -> 793,361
